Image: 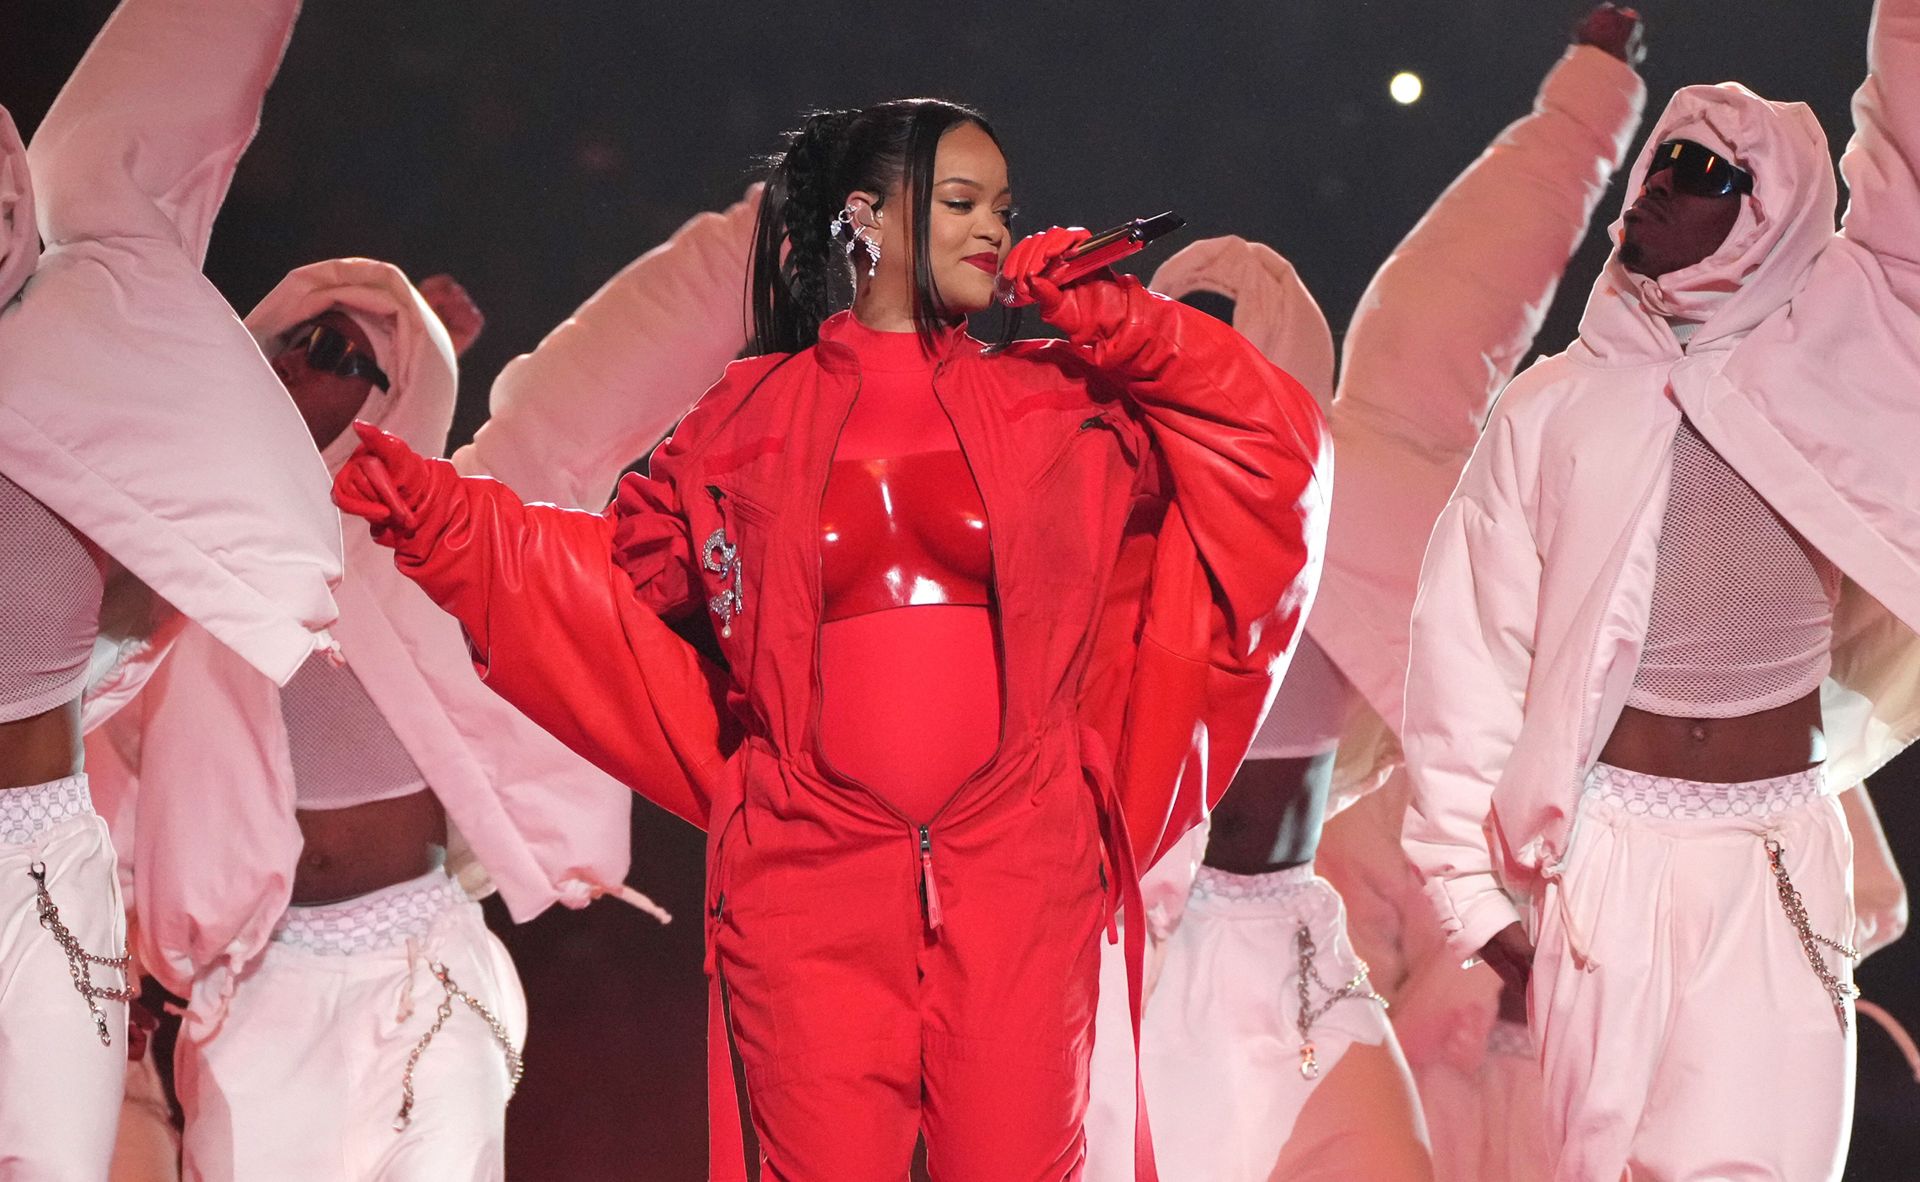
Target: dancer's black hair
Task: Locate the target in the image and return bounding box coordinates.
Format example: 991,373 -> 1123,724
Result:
749,98 -> 1007,356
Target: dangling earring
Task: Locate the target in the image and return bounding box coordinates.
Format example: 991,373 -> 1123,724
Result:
830,205 -> 881,279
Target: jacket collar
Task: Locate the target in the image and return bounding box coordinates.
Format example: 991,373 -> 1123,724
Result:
813,308 -> 979,370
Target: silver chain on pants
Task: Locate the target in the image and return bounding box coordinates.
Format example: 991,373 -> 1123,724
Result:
27,861 -> 136,1047
393,961 -> 525,1131
1294,922 -> 1386,1080
1763,837 -> 1860,1032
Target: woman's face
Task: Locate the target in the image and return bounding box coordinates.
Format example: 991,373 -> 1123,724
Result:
856,122 -> 1013,320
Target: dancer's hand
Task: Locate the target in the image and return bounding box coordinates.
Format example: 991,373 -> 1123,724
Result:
1478,921 -> 1536,994
126,991 -> 161,1063
1576,3 -> 1646,67
333,421 -> 428,540
418,273 -> 486,358
1000,225 -> 1100,328
1496,976 -> 1529,1025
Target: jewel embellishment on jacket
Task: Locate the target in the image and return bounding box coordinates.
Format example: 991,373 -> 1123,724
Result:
703,528 -> 744,639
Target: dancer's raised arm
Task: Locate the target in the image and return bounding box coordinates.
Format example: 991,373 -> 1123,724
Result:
454,189 -> 761,510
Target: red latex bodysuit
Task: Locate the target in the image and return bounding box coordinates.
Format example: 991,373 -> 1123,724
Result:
818,319 -> 1000,823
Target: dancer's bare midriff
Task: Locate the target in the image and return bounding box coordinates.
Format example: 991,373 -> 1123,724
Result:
0,697 -> 82,790
1598,688 -> 1825,784
1202,753 -> 1335,875
292,787 -> 448,905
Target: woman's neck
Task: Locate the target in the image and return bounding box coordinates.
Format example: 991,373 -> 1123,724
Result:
852,281 -> 915,333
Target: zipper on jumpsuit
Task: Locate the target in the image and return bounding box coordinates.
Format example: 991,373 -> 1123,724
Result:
1542,420 -> 1674,969
801,351 -> 1014,937
919,825 -> 944,930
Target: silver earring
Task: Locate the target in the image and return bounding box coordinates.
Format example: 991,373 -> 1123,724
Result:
858,232 -> 880,278
829,207 -> 855,249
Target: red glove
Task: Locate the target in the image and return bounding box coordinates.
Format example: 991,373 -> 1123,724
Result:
999,226 -> 1104,333
332,420 -> 429,543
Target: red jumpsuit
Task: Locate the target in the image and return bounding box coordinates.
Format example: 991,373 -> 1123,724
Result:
343,276 -> 1329,1180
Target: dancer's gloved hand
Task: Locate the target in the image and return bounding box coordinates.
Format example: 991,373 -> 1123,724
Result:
1576,3 -> 1645,66
1478,920 -> 1537,994
1000,225 -> 1108,335
333,421 -> 429,543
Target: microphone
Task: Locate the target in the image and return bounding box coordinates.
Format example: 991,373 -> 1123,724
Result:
996,211 -> 1187,307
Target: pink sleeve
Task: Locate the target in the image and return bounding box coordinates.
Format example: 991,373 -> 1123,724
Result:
1337,45 -> 1646,451
1400,405 -> 1541,963
3,0 -> 341,688
1841,782 -> 1909,957
1839,0 -> 1920,275
1310,45 -> 1643,748
453,188 -> 761,510
26,0 -> 300,263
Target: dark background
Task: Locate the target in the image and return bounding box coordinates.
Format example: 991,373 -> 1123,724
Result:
6,1 -> 1917,1178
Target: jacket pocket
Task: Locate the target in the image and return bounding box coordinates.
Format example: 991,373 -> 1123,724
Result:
705,483 -> 773,527
1029,408 -> 1130,492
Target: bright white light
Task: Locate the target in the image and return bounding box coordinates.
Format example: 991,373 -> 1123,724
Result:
1390,72 -> 1423,105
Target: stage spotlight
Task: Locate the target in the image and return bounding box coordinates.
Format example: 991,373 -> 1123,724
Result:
1390,71 -> 1423,105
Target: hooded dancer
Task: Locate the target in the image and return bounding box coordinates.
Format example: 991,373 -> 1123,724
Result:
0,0 -> 344,1173
86,259 -> 641,1182
1083,12 -> 1648,1180
1403,0 -> 1920,1174
91,276 -> 475,1182
88,183 -> 758,1182
333,99 -> 1329,1180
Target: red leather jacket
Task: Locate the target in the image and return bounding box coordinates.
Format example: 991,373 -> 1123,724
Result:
383,276 -> 1325,860
368,277 -> 1328,1173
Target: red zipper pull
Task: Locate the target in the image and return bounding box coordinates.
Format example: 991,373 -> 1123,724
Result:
920,826 -> 944,933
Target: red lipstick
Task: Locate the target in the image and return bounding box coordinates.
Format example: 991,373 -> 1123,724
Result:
963,252 -> 999,275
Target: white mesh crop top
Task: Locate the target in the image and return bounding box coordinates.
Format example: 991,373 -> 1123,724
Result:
279,654 -> 430,809
1245,635 -> 1357,760
0,473 -> 105,723
1626,420 -> 1841,718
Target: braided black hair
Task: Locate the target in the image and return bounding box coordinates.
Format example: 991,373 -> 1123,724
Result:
749,98 -> 1003,356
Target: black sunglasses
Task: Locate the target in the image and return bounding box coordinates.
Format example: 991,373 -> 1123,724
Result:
286,322 -> 390,392
1646,139 -> 1754,199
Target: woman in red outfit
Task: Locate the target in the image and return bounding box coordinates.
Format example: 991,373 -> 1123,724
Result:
334,99 -> 1329,1181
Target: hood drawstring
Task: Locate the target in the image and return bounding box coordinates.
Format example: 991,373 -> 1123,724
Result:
590,880 -> 673,925
395,936 -> 420,1023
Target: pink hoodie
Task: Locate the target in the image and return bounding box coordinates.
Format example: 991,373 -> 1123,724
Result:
96,260 -> 647,1008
